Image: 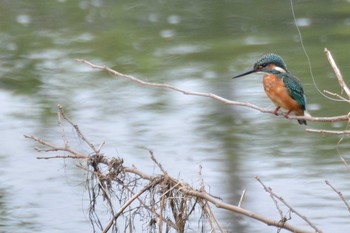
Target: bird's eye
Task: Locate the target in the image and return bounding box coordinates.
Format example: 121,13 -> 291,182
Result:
254,64 -> 266,70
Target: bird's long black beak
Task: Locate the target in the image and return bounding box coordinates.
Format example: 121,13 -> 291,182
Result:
232,67 -> 258,79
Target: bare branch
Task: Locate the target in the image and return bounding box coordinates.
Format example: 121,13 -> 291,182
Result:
75,59 -> 350,123
183,187 -> 312,233
306,128 -> 350,135
324,48 -> 350,100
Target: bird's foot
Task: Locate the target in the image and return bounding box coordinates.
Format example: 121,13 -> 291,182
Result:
284,110 -> 292,119
273,107 -> 281,116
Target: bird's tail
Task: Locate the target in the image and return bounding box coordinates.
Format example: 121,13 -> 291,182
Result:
297,111 -> 309,125
297,119 -> 307,125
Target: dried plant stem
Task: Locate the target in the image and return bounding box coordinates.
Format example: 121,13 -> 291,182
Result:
102,178 -> 163,233
25,105 -> 314,233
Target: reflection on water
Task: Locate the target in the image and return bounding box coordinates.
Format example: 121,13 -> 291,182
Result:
1,1 -> 350,232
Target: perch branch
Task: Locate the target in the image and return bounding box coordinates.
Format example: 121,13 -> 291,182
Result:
75,59 -> 349,123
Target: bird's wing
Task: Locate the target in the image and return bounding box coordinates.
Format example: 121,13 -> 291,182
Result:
281,74 -> 306,110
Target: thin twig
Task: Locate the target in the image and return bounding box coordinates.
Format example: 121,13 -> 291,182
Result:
24,134 -> 85,158
325,180 -> 350,214
150,151 -> 167,175
256,176 -> 322,233
323,90 -> 349,102
57,104 -> 100,154
159,180 -> 181,199
57,109 -> 69,147
200,200 -> 218,233
324,48 -> 350,100
204,201 -> 225,233
336,137 -> 350,170
238,189 -> 246,208
102,178 -> 162,233
36,154 -> 89,159
269,190 -> 285,220
197,165 -> 224,232
158,193 -> 165,233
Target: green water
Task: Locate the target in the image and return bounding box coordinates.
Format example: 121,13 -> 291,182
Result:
1,1 -> 350,232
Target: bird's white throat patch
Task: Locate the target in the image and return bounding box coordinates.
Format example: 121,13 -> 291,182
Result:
273,66 -> 287,73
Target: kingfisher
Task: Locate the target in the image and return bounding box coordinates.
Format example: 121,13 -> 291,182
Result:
232,53 -> 307,125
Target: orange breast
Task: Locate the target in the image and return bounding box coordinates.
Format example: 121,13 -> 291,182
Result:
263,74 -> 304,115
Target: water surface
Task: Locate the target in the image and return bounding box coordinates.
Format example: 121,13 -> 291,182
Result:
1,1 -> 350,232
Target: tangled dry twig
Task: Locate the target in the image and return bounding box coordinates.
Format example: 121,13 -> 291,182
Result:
24,105 -> 315,233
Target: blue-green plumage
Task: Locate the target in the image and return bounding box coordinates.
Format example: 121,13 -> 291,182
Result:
254,53 -> 288,71
232,53 -> 308,125
278,72 -> 306,110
